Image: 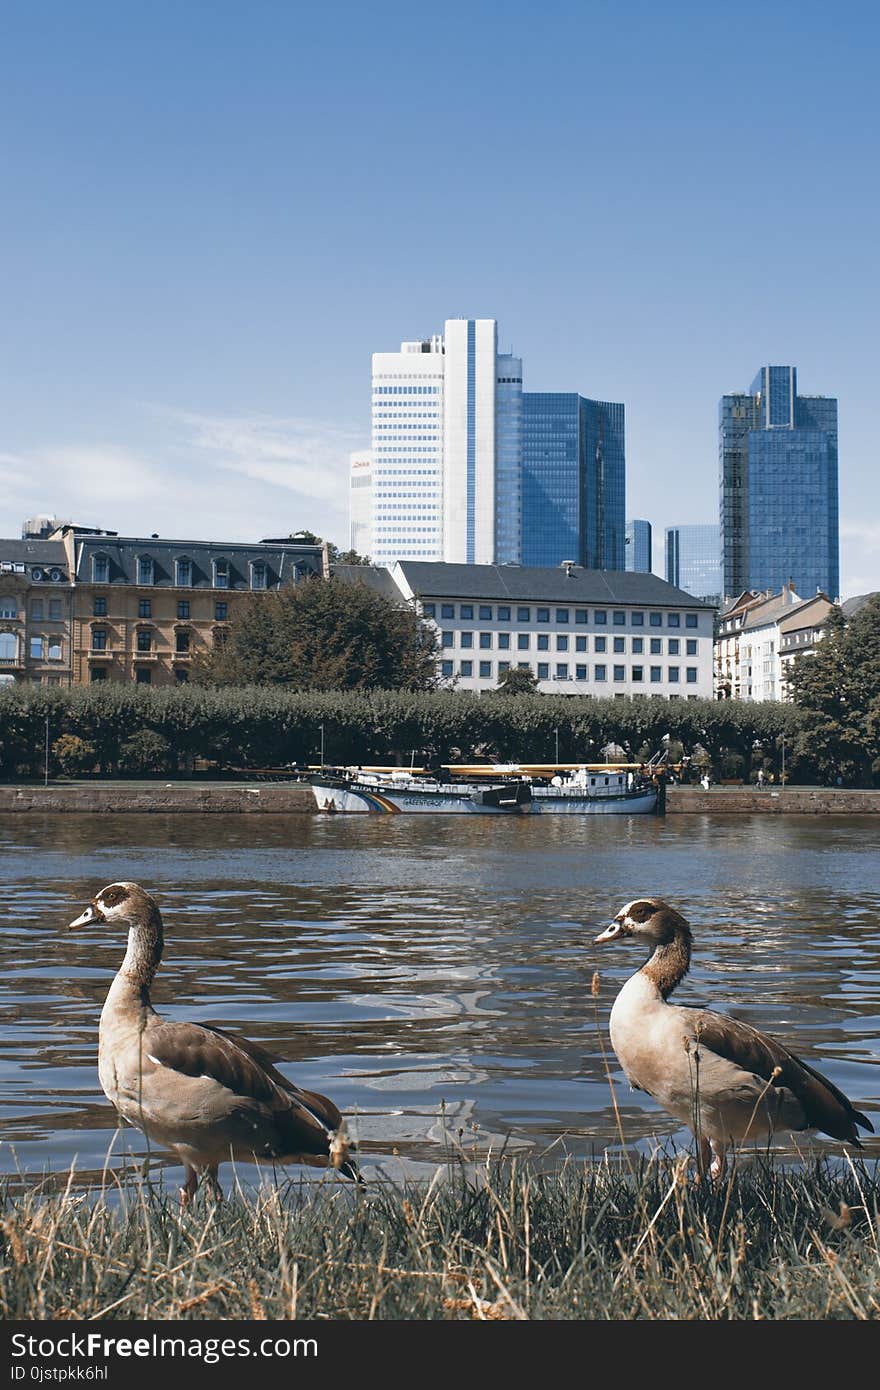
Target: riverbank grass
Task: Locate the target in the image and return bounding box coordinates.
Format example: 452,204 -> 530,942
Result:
2,1154 -> 878,1320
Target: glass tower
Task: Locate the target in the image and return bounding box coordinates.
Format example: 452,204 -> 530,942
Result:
625,519 -> 652,573
665,524 -> 721,605
719,366 -> 838,600
521,394 -> 625,569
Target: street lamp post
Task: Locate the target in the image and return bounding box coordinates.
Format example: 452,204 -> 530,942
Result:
44,716 -> 50,787
319,724 -> 325,771
781,732 -> 785,788
554,727 -> 559,764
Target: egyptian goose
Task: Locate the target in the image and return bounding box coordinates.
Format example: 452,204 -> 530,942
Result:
596,898 -> 873,1179
68,881 -> 360,1202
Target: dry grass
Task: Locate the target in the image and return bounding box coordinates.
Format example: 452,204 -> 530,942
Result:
2,1151 -> 879,1320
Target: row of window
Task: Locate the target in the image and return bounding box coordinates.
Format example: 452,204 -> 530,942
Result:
90,556 -> 268,590
24,600 -> 66,621
440,631 -> 699,655
90,629 -> 193,654
90,668 -> 189,685
0,633 -> 63,661
424,603 -> 699,627
440,659 -> 701,683
92,598 -> 229,621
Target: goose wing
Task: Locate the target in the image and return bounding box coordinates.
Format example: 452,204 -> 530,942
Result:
693,1011 -> 873,1144
143,1020 -> 342,1151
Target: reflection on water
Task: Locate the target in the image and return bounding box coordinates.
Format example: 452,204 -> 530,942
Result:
1,813 -> 878,1188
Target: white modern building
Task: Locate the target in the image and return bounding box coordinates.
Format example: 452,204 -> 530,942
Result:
348,450 -> 373,559
390,561 -> 714,698
369,319 -> 522,567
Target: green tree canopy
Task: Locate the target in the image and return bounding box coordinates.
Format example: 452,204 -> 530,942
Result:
494,666 -> 540,696
194,576 -> 438,691
785,595 -> 880,785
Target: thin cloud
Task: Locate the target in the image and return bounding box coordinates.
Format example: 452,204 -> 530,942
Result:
0,410 -> 361,545
168,409 -> 363,501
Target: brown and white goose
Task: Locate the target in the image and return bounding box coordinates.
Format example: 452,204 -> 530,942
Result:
596,898 -> 873,1179
68,881 -> 360,1202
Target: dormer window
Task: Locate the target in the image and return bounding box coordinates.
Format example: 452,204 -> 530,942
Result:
213,559 -> 229,590
175,557 -> 192,588
250,561 -> 267,591
137,555 -> 154,586
92,554 -> 109,584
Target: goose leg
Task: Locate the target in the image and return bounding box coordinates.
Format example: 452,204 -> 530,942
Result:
203,1165 -> 223,1203
180,1166 -> 199,1206
709,1142 -> 727,1182
695,1136 -> 712,1183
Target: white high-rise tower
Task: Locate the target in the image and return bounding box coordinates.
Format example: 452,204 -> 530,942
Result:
368,319 -> 522,566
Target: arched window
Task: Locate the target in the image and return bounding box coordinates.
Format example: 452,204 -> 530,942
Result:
175,556 -> 192,588
0,632 -> 17,661
137,555 -> 154,585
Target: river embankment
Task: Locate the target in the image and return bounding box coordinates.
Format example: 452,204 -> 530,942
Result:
1,782 -> 880,812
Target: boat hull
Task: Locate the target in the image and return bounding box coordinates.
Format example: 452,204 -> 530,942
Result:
310,780 -> 657,815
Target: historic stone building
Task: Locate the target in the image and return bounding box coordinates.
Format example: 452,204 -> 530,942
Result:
53,528 -> 326,687
0,538 -> 73,686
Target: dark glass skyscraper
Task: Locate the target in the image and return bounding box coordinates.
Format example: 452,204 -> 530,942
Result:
521,393 -> 625,569
625,519 -> 652,573
719,366 -> 838,600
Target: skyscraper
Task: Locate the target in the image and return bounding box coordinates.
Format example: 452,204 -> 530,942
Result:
625,519 -> 652,573
665,524 -> 721,605
719,366 -> 838,600
348,451 -> 373,558
369,319 -> 522,567
521,394 -> 625,569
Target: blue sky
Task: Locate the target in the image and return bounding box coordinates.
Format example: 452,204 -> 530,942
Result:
2,1 -> 878,595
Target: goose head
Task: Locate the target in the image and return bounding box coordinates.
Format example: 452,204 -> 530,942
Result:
68,881 -> 160,931
596,897 -> 690,946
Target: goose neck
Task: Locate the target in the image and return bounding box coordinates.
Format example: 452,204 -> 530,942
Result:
642,927 -> 691,1000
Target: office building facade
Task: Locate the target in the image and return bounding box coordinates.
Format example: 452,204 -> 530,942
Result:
392,561 -> 713,698
369,319 -> 522,567
521,394 -> 625,571
719,365 -> 839,600
348,451 -> 373,559
665,524 -> 721,605
369,320 -> 623,571
625,519 -> 652,573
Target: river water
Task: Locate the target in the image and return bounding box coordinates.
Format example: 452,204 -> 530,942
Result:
1,813 -> 878,1190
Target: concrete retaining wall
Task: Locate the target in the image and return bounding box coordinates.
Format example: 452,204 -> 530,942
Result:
666,787 -> 880,814
0,783 -> 315,813
1,782 -> 879,814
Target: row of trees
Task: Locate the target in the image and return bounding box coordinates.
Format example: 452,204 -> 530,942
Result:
1,569 -> 875,783
785,594 -> 880,785
0,683 -> 806,781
